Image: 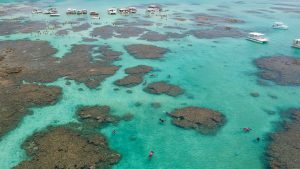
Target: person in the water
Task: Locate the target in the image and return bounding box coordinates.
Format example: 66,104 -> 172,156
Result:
159,118 -> 165,123
149,151 -> 154,159
243,127 -> 252,132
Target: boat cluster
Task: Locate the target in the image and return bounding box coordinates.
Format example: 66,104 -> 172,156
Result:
107,7 -> 137,15
32,8 -> 60,17
32,4 -> 163,18
247,22 -> 299,48
66,8 -> 88,15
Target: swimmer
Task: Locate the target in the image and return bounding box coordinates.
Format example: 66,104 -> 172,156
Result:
256,137 -> 260,142
243,127 -> 252,132
148,151 -> 154,159
159,118 -> 165,123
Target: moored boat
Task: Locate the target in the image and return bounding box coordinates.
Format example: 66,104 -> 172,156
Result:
272,22 -> 288,30
107,8 -> 117,15
292,39 -> 300,48
128,7 -> 137,13
146,5 -> 162,13
90,11 -> 99,16
50,13 -> 60,17
66,8 -> 76,14
247,32 -> 268,43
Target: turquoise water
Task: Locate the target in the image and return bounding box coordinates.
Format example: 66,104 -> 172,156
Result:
0,0 -> 300,168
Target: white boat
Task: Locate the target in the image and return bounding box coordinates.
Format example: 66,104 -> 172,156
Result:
272,22 -> 288,30
90,11 -> 99,16
128,7 -> 137,13
43,10 -> 51,14
146,5 -> 162,13
32,9 -> 42,14
292,39 -> 300,48
66,8 -> 76,14
247,32 -> 268,43
82,9 -> 88,14
92,16 -> 100,19
107,8 -> 117,15
50,13 -> 60,17
77,10 -> 83,15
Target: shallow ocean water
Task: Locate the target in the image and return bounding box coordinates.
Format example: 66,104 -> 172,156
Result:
0,0 -> 300,168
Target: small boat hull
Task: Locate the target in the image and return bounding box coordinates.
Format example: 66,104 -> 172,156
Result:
247,38 -> 268,43
292,45 -> 300,49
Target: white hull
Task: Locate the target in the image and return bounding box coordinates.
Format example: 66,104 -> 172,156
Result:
247,38 -> 268,43
292,45 -> 300,49
273,26 -> 288,30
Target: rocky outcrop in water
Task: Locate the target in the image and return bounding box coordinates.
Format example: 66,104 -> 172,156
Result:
255,56 -> 300,86
77,106 -> 120,127
90,25 -> 148,39
14,126 -> 120,169
0,84 -> 61,137
125,44 -> 168,59
144,81 -> 184,96
168,106 -> 225,134
0,40 -> 122,136
266,109 -> 300,169
114,75 -> 144,87
114,65 -> 153,87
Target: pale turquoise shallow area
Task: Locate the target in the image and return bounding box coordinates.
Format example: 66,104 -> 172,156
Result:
0,0 -> 300,169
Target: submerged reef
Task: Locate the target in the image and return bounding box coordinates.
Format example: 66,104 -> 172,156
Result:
124,65 -> 153,75
71,22 -> 91,32
191,13 -> 245,25
14,105 -> 132,168
0,19 -> 47,35
77,106 -> 120,127
168,106 -> 225,134
139,31 -> 187,41
188,26 -> 245,39
114,75 -> 144,87
266,109 -> 300,169
14,126 -> 120,169
255,56 -> 300,86
0,84 -> 61,137
90,25 -> 148,39
114,65 -> 153,87
0,40 -> 122,136
124,44 -> 168,59
144,81 -> 184,96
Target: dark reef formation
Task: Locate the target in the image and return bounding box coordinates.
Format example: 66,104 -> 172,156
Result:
0,84 -> 61,137
77,106 -> 120,127
139,31 -> 187,41
188,26 -> 245,39
0,40 -> 122,136
168,106 -> 225,134
0,19 -> 47,35
125,65 -> 153,75
144,81 -> 184,96
14,126 -> 120,169
90,25 -> 148,39
191,13 -> 245,25
124,44 -> 168,59
71,23 -> 91,32
14,105 -> 133,168
114,75 -> 143,87
114,65 -> 153,87
255,56 -> 300,86
266,109 -> 300,169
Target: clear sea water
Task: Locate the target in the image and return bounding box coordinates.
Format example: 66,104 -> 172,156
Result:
0,0 -> 300,168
